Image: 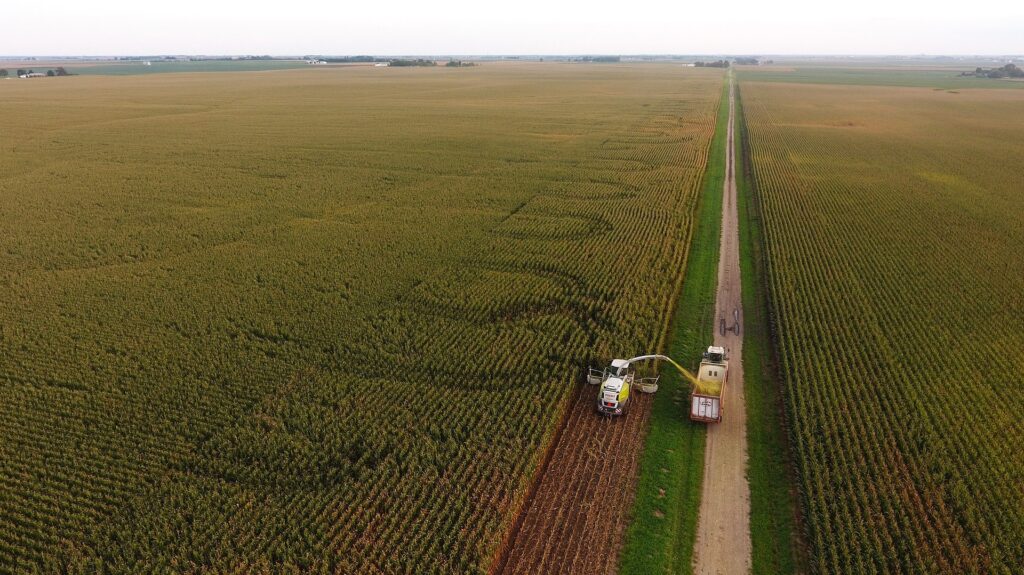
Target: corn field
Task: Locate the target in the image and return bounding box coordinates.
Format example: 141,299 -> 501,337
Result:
0,65 -> 723,573
741,81 -> 1024,574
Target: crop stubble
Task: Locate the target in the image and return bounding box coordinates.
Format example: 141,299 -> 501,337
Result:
495,386 -> 653,575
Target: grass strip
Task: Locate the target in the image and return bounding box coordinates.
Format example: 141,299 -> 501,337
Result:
619,76 -> 728,575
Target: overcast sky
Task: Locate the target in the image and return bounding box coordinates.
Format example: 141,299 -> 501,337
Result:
3,0 -> 1021,56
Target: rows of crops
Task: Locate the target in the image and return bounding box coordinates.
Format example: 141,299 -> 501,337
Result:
741,81 -> 1024,573
0,65 -> 723,572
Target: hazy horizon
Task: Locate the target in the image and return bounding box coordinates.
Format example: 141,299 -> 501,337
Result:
4,0 -> 1021,57
2,53 -> 1022,59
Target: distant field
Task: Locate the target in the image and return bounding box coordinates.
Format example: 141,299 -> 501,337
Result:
0,59 -> 310,75
741,80 -> 1024,572
65,59 -> 310,75
739,66 -> 1024,89
0,64 -> 721,572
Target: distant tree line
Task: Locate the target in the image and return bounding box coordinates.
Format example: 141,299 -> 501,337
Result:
694,60 -> 730,68
109,56 -> 273,62
321,56 -> 381,63
189,56 -> 273,61
734,57 -> 759,65
961,63 -> 1024,79
445,60 -> 476,67
388,59 -> 437,67
574,56 -> 620,63
7,67 -> 70,78
317,57 -> 438,66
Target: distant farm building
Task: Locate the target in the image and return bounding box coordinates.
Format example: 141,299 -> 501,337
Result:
306,60 -> 327,65
19,72 -> 46,78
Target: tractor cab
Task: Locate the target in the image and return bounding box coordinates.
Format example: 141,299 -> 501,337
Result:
703,346 -> 727,363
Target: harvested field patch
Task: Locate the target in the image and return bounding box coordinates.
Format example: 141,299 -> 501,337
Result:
494,386 -> 654,575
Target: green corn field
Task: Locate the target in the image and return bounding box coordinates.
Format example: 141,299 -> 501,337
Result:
741,79 -> 1024,574
0,65 -> 723,573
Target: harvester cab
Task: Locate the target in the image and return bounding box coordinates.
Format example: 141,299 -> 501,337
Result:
587,356 -> 666,417
593,359 -> 634,416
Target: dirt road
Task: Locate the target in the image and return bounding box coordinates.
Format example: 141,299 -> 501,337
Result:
492,384 -> 653,575
692,73 -> 752,575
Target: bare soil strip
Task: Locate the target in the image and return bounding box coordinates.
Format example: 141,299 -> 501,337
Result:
692,74 -> 753,575
493,384 -> 653,575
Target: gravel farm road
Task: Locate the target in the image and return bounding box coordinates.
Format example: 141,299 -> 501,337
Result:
692,72 -> 753,575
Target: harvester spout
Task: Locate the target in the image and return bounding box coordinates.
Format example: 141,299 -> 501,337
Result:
624,354 -> 710,394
